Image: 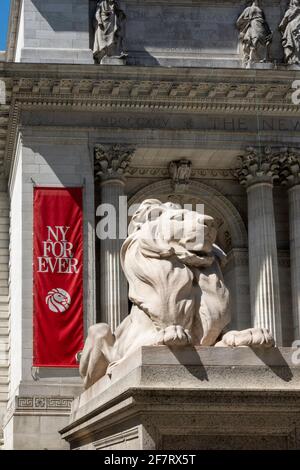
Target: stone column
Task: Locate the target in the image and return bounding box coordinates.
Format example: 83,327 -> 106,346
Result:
236,148 -> 282,345
95,144 -> 135,331
280,150 -> 300,340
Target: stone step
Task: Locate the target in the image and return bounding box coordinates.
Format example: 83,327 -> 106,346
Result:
0,230 -> 9,240
0,350 -> 8,361
0,392 -> 8,403
0,241 -> 9,250
0,328 -> 9,337
0,376 -> 8,385
0,344 -> 8,352
0,319 -> 9,327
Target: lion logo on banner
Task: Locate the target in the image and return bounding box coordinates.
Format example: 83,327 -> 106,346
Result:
46,288 -> 71,313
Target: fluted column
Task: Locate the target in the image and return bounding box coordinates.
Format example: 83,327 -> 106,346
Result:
95,144 -> 135,331
236,147 -> 282,344
280,149 -> 300,340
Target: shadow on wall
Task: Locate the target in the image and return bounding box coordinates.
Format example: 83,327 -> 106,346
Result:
32,0 -> 286,65
32,0 -> 89,32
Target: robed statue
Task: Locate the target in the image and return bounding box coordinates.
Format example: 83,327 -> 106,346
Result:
93,0 -> 127,63
236,1 -> 272,68
279,0 -> 300,65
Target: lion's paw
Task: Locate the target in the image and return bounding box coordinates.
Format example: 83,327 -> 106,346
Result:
215,328 -> 275,348
156,325 -> 192,346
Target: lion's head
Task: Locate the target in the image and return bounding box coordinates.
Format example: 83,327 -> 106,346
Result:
121,200 -> 230,345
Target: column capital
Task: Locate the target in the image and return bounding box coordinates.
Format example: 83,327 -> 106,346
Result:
279,148 -> 300,189
94,144 -> 135,183
235,146 -> 279,188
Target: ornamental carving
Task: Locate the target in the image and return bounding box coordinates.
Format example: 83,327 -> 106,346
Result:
235,147 -> 280,186
94,144 -> 135,181
279,147 -> 300,187
169,159 -> 192,192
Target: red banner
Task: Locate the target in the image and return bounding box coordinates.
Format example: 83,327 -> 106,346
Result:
33,188 -> 84,367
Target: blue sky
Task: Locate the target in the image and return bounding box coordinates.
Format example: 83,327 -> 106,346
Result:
0,0 -> 10,51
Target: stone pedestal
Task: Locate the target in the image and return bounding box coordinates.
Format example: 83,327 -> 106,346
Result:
101,56 -> 127,66
61,346 -> 300,450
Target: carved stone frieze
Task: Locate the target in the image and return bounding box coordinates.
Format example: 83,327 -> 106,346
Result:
127,167 -> 237,180
3,396 -> 74,427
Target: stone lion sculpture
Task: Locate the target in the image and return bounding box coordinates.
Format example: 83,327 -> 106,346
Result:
80,200 -> 274,389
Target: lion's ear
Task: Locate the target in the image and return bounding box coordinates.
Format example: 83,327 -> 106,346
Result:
146,206 -> 166,223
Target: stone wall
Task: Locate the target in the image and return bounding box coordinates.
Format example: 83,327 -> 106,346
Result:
15,0 -> 288,66
3,130 -> 95,449
18,0 -> 92,64
0,177 -> 9,446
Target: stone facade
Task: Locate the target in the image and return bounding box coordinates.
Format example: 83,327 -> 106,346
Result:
0,0 -> 299,449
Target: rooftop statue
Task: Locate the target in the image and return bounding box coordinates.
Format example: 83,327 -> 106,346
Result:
279,0 -> 300,65
80,200 -> 274,389
93,0 -> 127,64
236,0 -> 272,68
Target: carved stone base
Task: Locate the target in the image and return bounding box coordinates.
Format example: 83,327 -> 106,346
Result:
100,56 -> 127,66
61,346 -> 300,450
246,62 -> 275,70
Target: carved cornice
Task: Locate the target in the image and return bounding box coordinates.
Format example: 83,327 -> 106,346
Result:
94,144 -> 135,182
5,79 -> 296,113
0,63 -> 300,175
235,146 -> 280,186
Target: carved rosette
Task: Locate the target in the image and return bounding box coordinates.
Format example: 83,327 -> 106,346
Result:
169,159 -> 192,193
279,148 -> 300,187
94,144 -> 135,182
235,147 -> 280,186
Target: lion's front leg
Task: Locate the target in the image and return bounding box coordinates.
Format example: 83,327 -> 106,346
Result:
155,325 -> 192,346
215,328 -> 275,348
80,323 -> 118,389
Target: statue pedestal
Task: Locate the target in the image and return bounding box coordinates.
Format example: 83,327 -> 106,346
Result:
60,346 -> 300,450
101,56 -> 127,66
